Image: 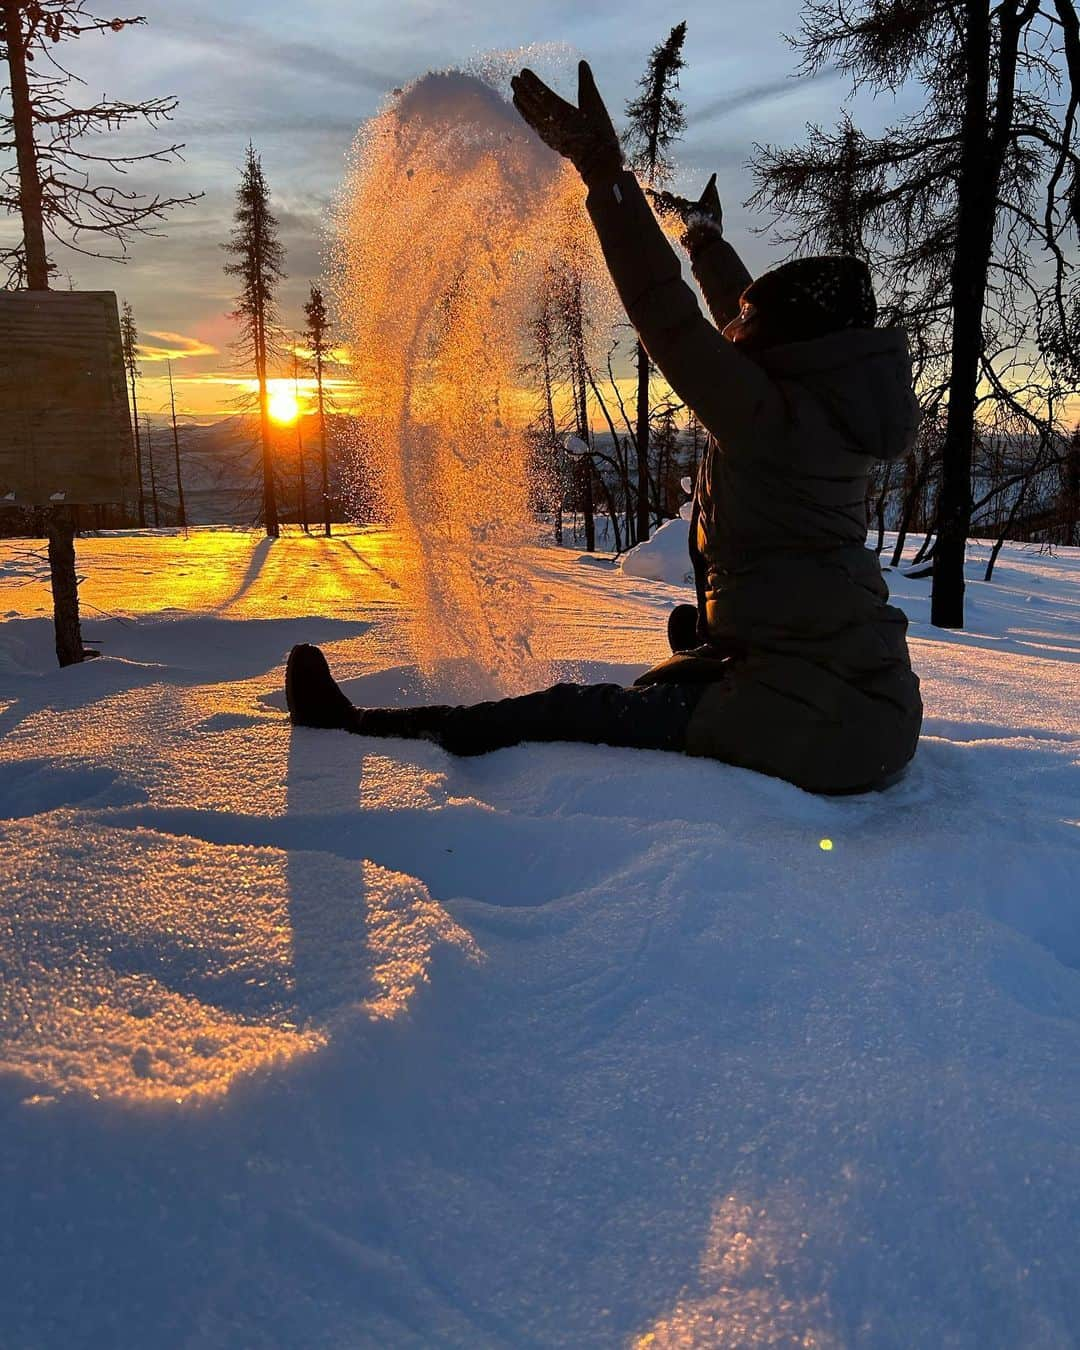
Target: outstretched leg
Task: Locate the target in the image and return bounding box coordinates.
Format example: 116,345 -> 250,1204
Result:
436,679 -> 704,756
285,644 -> 708,757
286,644 -> 450,739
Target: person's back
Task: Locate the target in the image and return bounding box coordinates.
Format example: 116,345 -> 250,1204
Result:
684,320 -> 923,792
699,325 -> 918,683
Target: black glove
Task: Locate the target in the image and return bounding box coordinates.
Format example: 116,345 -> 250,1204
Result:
511,60 -> 623,187
649,173 -> 724,250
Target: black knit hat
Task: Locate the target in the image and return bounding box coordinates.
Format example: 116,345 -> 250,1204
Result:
742,255 -> 877,335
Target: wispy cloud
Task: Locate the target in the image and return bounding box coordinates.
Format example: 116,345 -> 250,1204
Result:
138,331 -> 219,362
156,12 -> 404,96
694,66 -> 844,124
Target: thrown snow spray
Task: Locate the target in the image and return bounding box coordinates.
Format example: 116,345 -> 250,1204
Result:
334,55 -> 607,698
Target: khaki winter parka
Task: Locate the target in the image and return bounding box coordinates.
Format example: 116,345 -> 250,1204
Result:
586,170 -> 923,793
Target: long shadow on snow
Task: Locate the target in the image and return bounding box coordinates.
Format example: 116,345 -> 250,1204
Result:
212,535 -> 274,612
0,615 -> 372,742
91,796 -> 664,910
0,726 -> 727,1350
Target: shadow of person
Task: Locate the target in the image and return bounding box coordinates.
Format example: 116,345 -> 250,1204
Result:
282,721 -> 375,1023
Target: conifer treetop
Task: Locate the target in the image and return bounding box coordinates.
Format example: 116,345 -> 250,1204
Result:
623,21 -> 688,188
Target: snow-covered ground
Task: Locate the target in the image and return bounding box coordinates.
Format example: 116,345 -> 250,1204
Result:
2,526 -> 1078,1349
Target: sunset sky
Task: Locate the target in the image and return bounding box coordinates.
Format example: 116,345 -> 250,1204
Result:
4,0 -> 933,419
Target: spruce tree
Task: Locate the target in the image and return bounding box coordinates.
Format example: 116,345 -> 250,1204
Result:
303,285 -> 334,537
224,143 -> 286,538
623,21 -> 688,545
120,300 -> 145,527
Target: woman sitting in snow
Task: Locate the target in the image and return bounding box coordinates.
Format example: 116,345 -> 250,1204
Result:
285,62 -> 922,795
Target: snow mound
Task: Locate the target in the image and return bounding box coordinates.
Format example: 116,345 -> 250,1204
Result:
619,517 -> 693,585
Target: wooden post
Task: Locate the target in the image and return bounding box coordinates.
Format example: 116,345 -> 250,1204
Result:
46,508 -> 86,666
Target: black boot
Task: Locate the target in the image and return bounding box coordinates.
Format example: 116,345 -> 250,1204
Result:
285,644 -> 362,731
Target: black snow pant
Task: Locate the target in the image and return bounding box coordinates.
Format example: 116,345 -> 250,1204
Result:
359,681 -> 707,758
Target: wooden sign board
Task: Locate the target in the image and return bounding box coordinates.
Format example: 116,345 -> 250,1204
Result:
0,290 -> 135,506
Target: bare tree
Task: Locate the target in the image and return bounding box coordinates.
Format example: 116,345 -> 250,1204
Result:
224,143 -> 285,538
623,20 -> 688,545
166,358 -> 186,530
749,0 -> 1080,628
143,412 -> 159,527
1,1 -> 200,287
2,0 -> 198,664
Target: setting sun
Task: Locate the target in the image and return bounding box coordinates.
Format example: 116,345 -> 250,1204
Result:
268,384 -> 300,425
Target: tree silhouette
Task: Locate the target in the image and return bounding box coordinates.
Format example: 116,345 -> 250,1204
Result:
303,284 -> 334,537
120,299 -> 145,526
1,0 -> 200,288
224,143 -> 286,539
750,0 -> 1080,627
623,21 -> 688,545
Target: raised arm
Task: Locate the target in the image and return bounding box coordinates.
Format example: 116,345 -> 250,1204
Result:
585,169 -> 782,452
688,234 -> 753,333
649,174 -> 753,332
511,62 -> 782,453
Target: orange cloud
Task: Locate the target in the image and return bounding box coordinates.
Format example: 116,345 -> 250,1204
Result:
137,331 -> 219,362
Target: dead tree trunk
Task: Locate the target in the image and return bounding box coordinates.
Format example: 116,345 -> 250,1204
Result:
292,351 -> 309,531
128,370 -> 145,527
635,341 -> 650,541
932,0 -> 1027,626
145,416 -> 161,527
316,354 -> 331,536
168,361 -> 187,529
3,1 -> 48,288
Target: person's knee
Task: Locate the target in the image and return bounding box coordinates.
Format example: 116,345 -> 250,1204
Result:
667,604 -> 699,653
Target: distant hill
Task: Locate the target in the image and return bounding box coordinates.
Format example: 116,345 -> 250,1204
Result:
142,413 -> 363,527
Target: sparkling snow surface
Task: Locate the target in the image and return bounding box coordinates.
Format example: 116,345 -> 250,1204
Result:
2,526 -> 1079,1349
